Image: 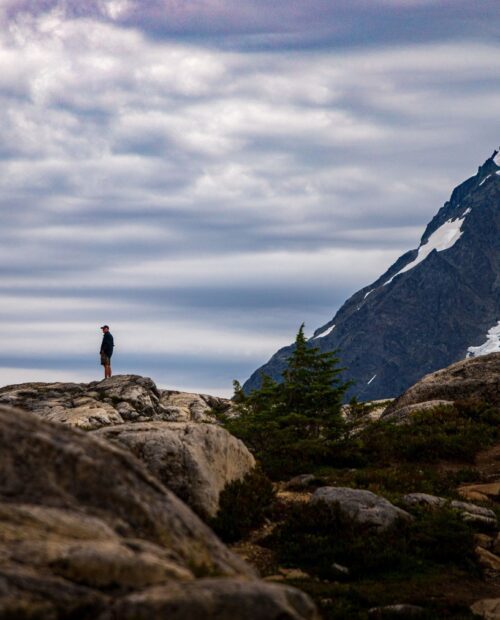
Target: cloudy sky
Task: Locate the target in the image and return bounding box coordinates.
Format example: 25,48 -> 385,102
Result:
1,0 -> 499,395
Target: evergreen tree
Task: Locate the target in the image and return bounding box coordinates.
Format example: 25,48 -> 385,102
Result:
227,324 -> 351,477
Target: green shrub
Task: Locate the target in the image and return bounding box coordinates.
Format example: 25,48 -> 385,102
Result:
265,500 -> 477,581
265,501 -> 414,579
226,325 -> 351,478
209,467 -> 275,542
295,578 -> 480,620
331,399 -> 500,467
406,506 -> 477,568
349,465 -> 479,497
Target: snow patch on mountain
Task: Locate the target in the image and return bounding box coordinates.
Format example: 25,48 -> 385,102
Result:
384,214 -> 467,286
364,289 -> 374,299
493,150 -> 500,166
367,374 -> 377,385
467,321 -> 500,358
314,324 -> 336,339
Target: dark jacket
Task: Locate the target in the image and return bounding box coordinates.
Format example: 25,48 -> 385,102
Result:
100,332 -> 114,357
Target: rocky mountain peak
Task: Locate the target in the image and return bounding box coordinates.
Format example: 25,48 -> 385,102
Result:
244,149 -> 500,401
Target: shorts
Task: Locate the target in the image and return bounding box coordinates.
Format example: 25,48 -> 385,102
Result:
100,353 -> 111,366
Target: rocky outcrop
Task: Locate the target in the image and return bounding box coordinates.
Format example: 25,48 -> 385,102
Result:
311,487 -> 412,532
382,352 -> 500,421
0,405 -> 317,619
94,422 -> 255,517
0,375 -> 231,429
0,405 -> 247,577
0,376 -> 250,516
160,389 -> 230,422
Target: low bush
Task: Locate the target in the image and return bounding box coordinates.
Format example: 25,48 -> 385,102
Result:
209,467 -> 275,542
331,399 -> 500,467
264,500 -> 477,581
294,577 -> 480,620
348,465 -> 479,497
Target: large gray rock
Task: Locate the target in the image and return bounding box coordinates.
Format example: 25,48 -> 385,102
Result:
0,405 -> 247,578
94,421 -> 256,517
0,405 -> 316,620
311,487 -> 412,532
0,375 -> 231,429
383,353 -> 500,421
0,376 -> 250,517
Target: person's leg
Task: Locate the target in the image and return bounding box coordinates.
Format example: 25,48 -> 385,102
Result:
101,354 -> 111,379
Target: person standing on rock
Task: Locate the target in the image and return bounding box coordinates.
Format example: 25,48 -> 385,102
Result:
100,325 -> 114,379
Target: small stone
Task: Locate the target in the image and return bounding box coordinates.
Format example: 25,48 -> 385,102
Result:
279,568 -> 311,580
475,547 -> 500,572
470,598 -> 500,619
331,563 -> 349,577
459,483 -> 500,503
402,493 -> 445,508
284,474 -> 317,491
474,533 -> 494,550
368,604 -> 427,617
72,397 -> 98,406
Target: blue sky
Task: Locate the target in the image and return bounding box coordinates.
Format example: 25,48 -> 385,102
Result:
1,0 -> 499,395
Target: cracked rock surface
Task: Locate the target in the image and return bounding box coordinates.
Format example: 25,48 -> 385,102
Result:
0,375 -> 254,519
0,405 -> 318,620
0,374 -> 231,429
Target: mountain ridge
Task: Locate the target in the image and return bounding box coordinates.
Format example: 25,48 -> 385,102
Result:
244,150 -> 500,400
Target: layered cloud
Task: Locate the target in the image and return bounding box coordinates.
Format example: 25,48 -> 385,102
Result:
0,4 -> 499,394
3,0 -> 499,47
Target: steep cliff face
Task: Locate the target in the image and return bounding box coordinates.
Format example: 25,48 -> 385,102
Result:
244,151 -> 500,401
